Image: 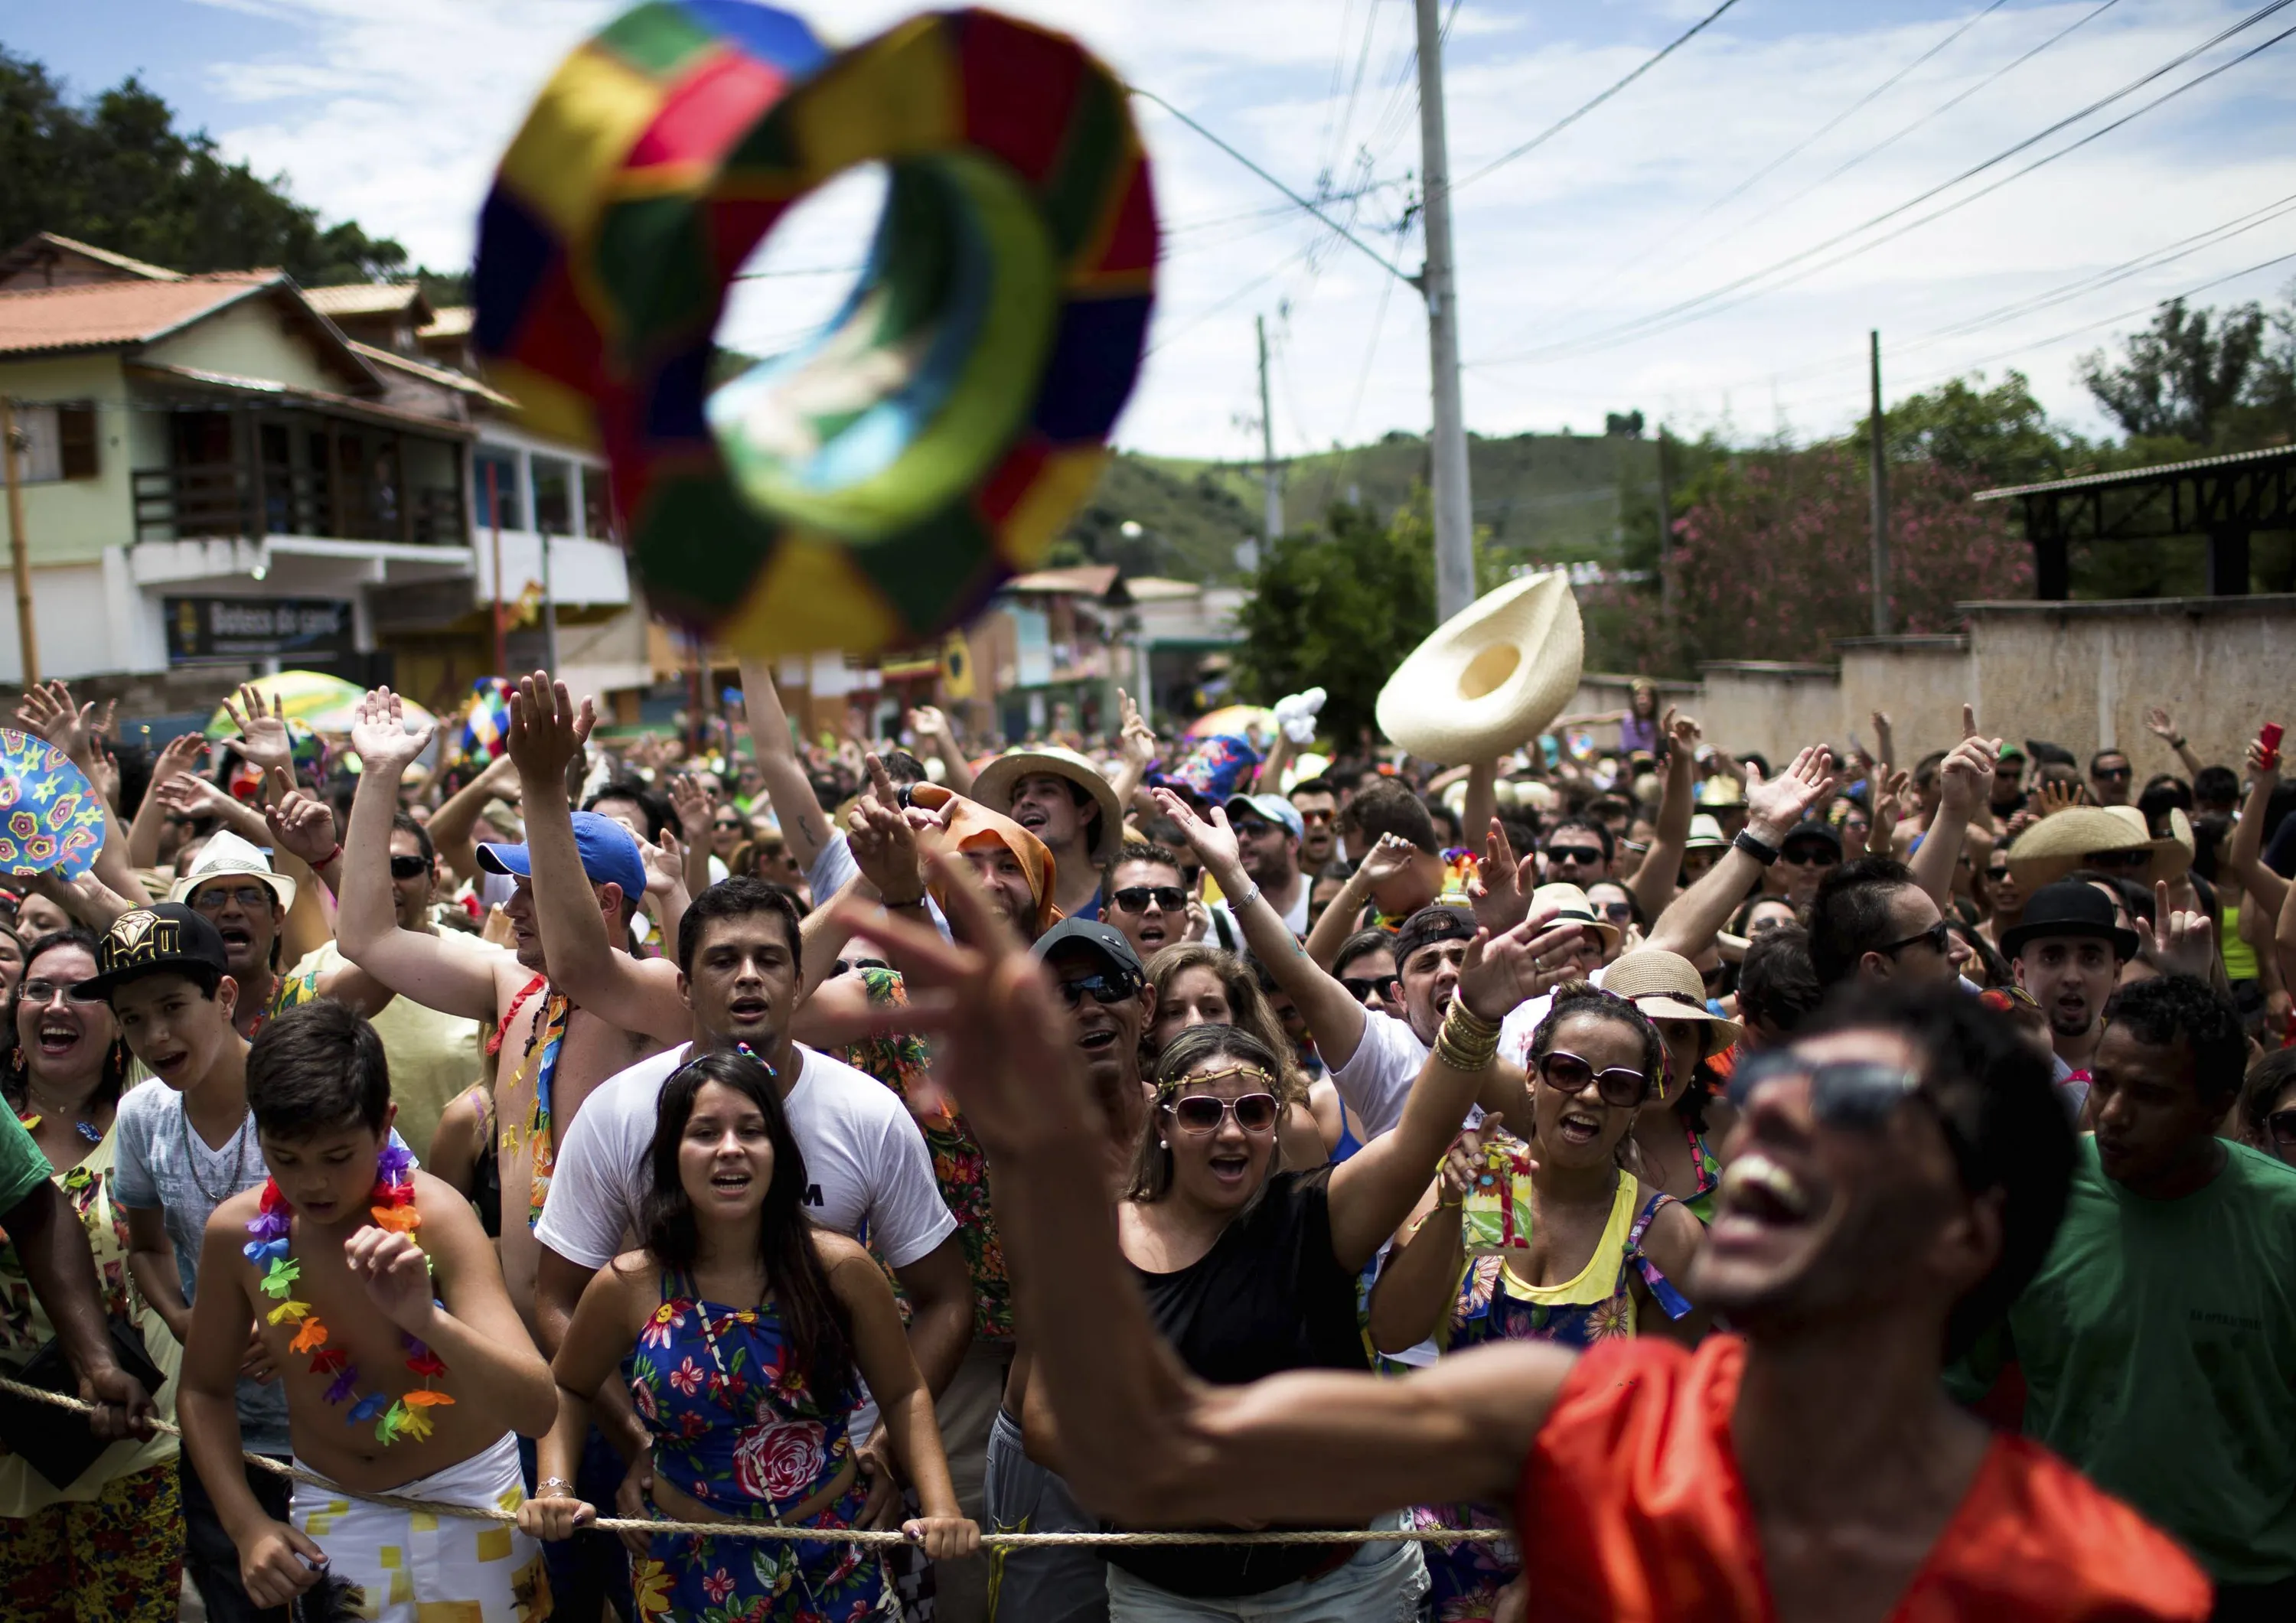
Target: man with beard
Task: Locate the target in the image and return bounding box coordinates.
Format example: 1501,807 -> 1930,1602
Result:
1955,976 -> 2296,1620
1101,840 -> 1195,964
2004,883 -> 2135,1116
971,747 -> 1124,921
1288,776 -> 1342,872
879,887 -> 2212,1623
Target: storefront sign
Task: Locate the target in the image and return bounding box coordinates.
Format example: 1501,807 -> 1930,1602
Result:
165,597 -> 354,663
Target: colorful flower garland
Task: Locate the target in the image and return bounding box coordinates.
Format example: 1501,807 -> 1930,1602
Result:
242,1141 -> 454,1445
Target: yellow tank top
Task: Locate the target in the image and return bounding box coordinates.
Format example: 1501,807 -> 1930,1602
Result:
2224,904 -> 2260,982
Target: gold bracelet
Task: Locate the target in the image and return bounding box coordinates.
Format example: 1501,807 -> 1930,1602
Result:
1445,1001 -> 1502,1041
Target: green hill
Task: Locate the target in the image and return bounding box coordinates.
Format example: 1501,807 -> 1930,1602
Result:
1061,430 -> 1664,583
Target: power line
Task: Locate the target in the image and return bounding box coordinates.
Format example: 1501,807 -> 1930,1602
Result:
1478,0 -> 2296,365
1449,0 -> 1742,194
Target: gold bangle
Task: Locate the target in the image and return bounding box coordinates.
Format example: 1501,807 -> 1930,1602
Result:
1445,1001 -> 1502,1040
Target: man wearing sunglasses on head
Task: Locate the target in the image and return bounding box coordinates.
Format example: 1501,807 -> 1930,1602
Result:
893,894 -> 2213,1621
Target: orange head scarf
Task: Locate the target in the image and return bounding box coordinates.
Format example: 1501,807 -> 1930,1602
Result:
910,783 -> 1061,938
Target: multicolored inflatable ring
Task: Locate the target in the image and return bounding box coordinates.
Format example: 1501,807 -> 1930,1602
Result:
475,2 -> 1158,657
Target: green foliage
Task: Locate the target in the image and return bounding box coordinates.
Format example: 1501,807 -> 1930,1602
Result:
0,48 -> 435,286
2077,298 -> 2270,448
1232,500 -> 1438,745
1851,370 -> 2089,488
1063,456 -> 1257,582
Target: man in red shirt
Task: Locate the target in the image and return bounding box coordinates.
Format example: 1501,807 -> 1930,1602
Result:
873,862 -> 2213,1623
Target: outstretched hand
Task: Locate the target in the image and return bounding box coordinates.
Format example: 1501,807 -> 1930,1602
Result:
222,683 -> 293,777
1935,705 -> 2001,823
1468,819 -> 1531,934
15,680 -> 110,768
349,689 -> 435,774
507,673 -> 594,783
848,754 -> 925,905
1149,787 -> 1245,888
2148,878 -> 2216,979
1455,911 -> 1588,1025
1744,745 -> 1838,845
263,772 -> 340,868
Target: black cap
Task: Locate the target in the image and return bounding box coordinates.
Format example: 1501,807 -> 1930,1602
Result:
1032,917 -> 1145,982
73,904 -> 232,1002
1998,881 -> 2139,962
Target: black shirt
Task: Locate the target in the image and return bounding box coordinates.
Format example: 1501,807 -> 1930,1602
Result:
1106,1166 -> 1371,1597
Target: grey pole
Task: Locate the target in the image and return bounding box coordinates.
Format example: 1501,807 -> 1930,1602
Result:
1416,0 -> 1476,621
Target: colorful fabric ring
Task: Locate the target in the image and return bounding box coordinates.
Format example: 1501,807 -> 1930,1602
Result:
475,2 -> 1158,658
0,728 -> 108,882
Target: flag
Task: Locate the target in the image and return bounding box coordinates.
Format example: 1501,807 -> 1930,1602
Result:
940,631 -> 974,700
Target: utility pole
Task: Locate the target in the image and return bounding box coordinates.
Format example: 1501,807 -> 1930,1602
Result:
1415,0 -> 1475,621
485,461 -> 507,677
1868,329 -> 1890,637
1256,313 -> 1281,546
0,398 -> 39,686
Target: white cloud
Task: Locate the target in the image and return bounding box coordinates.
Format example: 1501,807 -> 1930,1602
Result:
180,0 -> 2296,457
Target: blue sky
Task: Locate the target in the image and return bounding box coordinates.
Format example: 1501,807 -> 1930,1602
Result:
11,1 -> 2296,463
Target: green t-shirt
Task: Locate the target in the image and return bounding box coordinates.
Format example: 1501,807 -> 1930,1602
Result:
1954,1136 -> 2296,1583
0,1109 -> 53,1215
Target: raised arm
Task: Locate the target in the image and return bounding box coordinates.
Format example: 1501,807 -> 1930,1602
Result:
126,731 -> 206,869
2227,740 -> 2288,921
1301,835 -> 1417,970
1908,707 -> 1998,914
1624,709 -> 1698,917
2145,706 -> 2207,781
905,704 -> 974,797
1106,689 -> 1155,809
428,751 -> 520,886
1365,1122 -> 1494,1354
1153,787 -> 1368,1068
336,690 -> 503,1022
1645,745 -> 1838,959
739,657 -> 836,873
667,772 -> 719,898
866,858 -> 1571,1529
509,674 -> 688,1043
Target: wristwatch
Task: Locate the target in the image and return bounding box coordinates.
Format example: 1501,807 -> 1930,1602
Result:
1733,829 -> 1781,867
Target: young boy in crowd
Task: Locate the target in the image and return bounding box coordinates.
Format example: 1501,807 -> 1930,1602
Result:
175,999 -> 557,1620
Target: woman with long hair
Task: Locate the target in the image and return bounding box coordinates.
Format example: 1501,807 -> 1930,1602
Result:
1368,981 -> 1705,1621
0,929 -> 183,1618
1604,950 -> 1743,1221
520,1049 -> 976,1617
1143,943 -> 1326,1166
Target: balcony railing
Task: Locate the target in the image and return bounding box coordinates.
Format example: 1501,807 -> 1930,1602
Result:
133,464 -> 465,548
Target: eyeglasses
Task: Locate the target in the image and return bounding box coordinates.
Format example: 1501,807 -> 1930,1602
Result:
2082,848 -> 2151,872
1544,846 -> 1603,867
1340,973 -> 1399,1005
1537,1050 -> 1648,1109
2092,764 -> 2133,782
1593,900 -> 1633,923
1727,1048 -> 1923,1129
18,977 -> 83,1004
189,883 -> 274,914
1162,1084 -> 1280,1134
1055,971 -> 1141,1009
1294,807 -> 1335,826
713,818 -> 744,832
389,855 -> 430,881
1780,846 -> 1838,868
1111,886 -> 1187,914
1875,920 -> 1951,959
2266,1109 -> 2296,1146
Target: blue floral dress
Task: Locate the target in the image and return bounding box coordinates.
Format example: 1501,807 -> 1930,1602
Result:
628,1273 -> 883,1623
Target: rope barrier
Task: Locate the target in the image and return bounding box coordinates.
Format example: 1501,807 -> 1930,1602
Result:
2,1376 -> 1508,1548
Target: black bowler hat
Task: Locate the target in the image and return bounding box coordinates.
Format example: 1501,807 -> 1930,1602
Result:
1999,881 -> 2138,962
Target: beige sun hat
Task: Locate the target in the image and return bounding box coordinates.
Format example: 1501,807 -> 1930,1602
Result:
168,828 -> 297,912
2004,805 -> 2188,890
1375,571 -> 1583,766
1603,948 -> 1742,1048
970,746 -> 1125,865
1684,813 -> 1730,851
1530,882 -> 1621,951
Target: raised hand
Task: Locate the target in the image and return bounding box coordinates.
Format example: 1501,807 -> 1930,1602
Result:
1869,768 -> 1913,855
2247,738 -> 2280,781
263,772 -> 340,867
1455,910 -> 1587,1025
152,773 -> 235,823
848,754 -> 925,904
1468,819 -> 1531,934
342,1226 -> 436,1336
2148,879 -> 2216,979
1148,787 -> 1245,889
1116,689 -> 1157,772
222,683 -> 294,776
2035,779 -> 2085,818
15,680 -> 103,766
507,673 -> 594,784
1744,745 -> 1838,845
667,771 -> 716,842
349,688 -> 434,775
1666,708 -> 1701,758
1356,832 -> 1418,888
147,732 -> 207,795
2144,706 -> 2180,745
1935,705 -> 2001,823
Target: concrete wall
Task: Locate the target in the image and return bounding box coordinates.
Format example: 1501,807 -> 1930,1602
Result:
1836,637 -> 1975,767
1695,663 -> 1843,765
0,354 -> 134,565
144,298 -> 347,393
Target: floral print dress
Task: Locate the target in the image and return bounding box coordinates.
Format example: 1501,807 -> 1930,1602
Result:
628,1274 -> 883,1623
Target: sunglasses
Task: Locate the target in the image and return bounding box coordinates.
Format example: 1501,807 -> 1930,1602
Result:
831,957 -> 890,978
1544,846 -> 1604,866
1538,1050 -> 1648,1109
1295,807 -> 1335,826
190,883 -> 275,914
18,976 -> 84,1005
2268,1110 -> 2296,1147
1111,886 -> 1188,914
1055,971 -> 1141,1009
1727,1048 -> 1923,1129
1163,1089 -> 1280,1134
1780,846 -> 1838,868
2082,848 -> 2151,872
1593,900 -> 1633,923
1341,973 -> 1399,1005
713,818 -> 744,832
389,855 -> 430,880
1985,865 -> 2011,882
1876,920 -> 1952,960
2092,764 -> 2133,781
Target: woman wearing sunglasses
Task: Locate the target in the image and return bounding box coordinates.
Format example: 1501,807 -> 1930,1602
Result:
1143,945 -> 1324,1168
1368,981 -> 1705,1621
1081,912 -> 1583,1621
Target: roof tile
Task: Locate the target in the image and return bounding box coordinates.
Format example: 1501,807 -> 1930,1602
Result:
0,273 -> 278,356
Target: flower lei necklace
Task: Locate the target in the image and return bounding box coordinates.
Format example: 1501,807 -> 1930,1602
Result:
242,1141 -> 454,1445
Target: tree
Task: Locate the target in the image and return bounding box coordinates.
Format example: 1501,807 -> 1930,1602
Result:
1233,500 -> 1439,745
2078,298 -> 2267,448
0,48 -> 424,286
1859,370 -> 2086,488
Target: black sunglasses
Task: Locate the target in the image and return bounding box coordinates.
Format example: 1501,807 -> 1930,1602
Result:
1593,900 -> 1634,923
389,855 -> 430,880
1544,846 -> 1604,866
1538,1050 -> 1648,1110
2082,848 -> 2151,872
1341,973 -> 1398,1004
2092,764 -> 2133,781
1876,920 -> 1952,960
1055,971 -> 1140,1009
2268,1109 -> 2296,1146
1728,1048 -> 1923,1129
1780,845 -> 1838,868
831,957 -> 890,978
1163,1091 -> 1280,1133
1111,886 -> 1187,914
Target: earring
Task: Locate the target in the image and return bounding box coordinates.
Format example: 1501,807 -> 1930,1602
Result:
1158,1139 -> 1168,1149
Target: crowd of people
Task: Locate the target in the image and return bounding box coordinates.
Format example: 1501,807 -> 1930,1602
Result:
0,660 -> 2290,1622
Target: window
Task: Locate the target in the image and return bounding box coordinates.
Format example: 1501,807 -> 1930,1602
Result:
5,405 -> 97,483
531,455 -> 572,536
473,446 -> 522,530
581,464 -> 615,543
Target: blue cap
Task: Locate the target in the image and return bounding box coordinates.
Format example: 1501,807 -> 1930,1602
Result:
1223,793 -> 1304,842
478,810 -> 648,902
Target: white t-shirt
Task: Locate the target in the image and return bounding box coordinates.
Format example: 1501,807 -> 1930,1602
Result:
534,1042 -> 957,1271
1208,880 -> 1311,958
1328,1010 -> 1431,1139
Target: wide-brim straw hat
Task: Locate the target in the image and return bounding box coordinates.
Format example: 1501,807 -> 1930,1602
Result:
1375,571 -> 1583,766
1603,948 -> 1743,1050
970,746 -> 1126,865
168,828 -> 297,912
1530,882 -> 1620,951
1684,813 -> 1730,852
2005,805 -> 2188,890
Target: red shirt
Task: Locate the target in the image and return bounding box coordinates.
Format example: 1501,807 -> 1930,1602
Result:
1518,1336 -> 2211,1622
